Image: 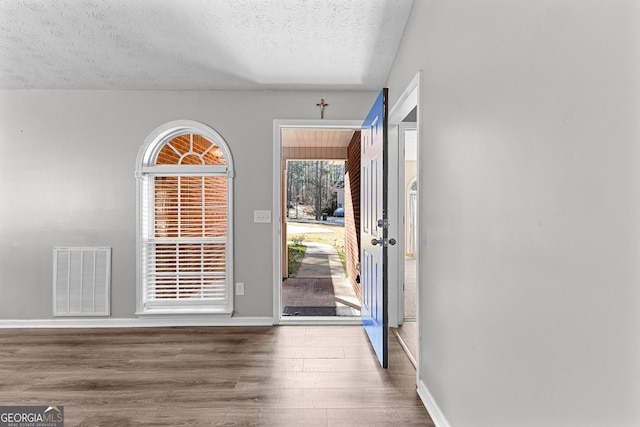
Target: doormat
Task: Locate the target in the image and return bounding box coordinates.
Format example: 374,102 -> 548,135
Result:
283,306 -> 337,316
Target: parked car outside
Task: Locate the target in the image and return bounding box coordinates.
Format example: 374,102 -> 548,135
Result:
333,207 -> 344,217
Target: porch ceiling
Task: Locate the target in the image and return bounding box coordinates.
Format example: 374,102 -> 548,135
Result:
281,128 -> 356,160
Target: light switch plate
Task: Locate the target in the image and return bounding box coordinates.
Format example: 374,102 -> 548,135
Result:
254,210 -> 271,223
236,282 -> 245,295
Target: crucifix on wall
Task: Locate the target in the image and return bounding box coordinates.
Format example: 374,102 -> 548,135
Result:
316,99 -> 329,119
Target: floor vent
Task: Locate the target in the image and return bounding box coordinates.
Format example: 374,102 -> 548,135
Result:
53,247 -> 111,316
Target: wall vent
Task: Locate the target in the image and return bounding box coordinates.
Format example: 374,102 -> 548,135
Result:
53,247 -> 111,316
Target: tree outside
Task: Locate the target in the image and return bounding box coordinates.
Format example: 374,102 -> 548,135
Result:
286,160 -> 344,220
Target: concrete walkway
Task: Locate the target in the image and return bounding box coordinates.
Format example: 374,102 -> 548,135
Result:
282,241 -> 360,316
294,242 -> 344,279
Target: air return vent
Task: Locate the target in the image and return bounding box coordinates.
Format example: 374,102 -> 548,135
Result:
53,247 -> 111,316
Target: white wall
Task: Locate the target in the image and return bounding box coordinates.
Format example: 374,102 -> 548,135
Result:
0,90 -> 375,320
387,1 -> 640,426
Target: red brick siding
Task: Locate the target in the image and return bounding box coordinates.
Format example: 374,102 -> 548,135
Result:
344,131 -> 361,301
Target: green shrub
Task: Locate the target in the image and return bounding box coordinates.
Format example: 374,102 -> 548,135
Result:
287,244 -> 307,277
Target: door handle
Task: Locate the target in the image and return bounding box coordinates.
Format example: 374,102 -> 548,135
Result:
371,238 -> 396,246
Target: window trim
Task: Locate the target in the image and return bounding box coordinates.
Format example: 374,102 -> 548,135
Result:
135,120 -> 234,316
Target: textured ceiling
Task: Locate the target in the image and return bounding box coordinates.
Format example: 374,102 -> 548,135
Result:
0,0 -> 413,90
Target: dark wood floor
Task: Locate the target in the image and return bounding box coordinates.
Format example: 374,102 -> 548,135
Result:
0,326 -> 434,426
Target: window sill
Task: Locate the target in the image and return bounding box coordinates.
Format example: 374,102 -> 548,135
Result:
136,308 -> 232,317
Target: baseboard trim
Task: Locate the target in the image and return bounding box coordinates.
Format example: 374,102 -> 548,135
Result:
0,316 -> 275,328
417,379 -> 452,427
390,327 -> 417,368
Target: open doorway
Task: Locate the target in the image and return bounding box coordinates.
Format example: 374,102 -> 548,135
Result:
283,159 -> 360,317
273,122 -> 364,323
388,73 -> 421,367
391,121 -> 419,365
402,122 -> 418,323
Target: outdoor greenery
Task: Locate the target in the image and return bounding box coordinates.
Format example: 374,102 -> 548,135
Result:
287,243 -> 307,277
286,161 -> 344,220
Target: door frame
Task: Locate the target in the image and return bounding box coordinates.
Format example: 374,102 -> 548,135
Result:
272,119 -> 362,325
396,121 -> 417,323
388,72 -> 422,328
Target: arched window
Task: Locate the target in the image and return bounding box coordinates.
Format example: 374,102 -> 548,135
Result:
136,120 -> 234,316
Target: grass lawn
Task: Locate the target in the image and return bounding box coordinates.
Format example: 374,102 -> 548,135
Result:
287,221 -> 347,275
288,222 -> 345,247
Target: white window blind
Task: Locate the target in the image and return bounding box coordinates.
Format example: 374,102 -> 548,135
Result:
143,175 -> 229,306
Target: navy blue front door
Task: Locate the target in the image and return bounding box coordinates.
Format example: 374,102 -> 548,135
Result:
360,89 -> 388,368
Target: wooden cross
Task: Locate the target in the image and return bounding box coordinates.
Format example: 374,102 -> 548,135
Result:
316,98 -> 329,119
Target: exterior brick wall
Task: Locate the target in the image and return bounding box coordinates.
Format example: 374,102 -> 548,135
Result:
344,131 -> 361,301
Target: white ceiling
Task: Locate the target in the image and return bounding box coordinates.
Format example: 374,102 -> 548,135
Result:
0,0 -> 413,90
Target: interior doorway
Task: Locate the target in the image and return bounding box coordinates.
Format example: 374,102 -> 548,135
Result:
402,123 -> 418,323
273,121 -> 364,323
388,73 -> 421,367
391,122 -> 419,365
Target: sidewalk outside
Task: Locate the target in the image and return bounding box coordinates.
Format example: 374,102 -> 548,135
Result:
282,240 -> 360,316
